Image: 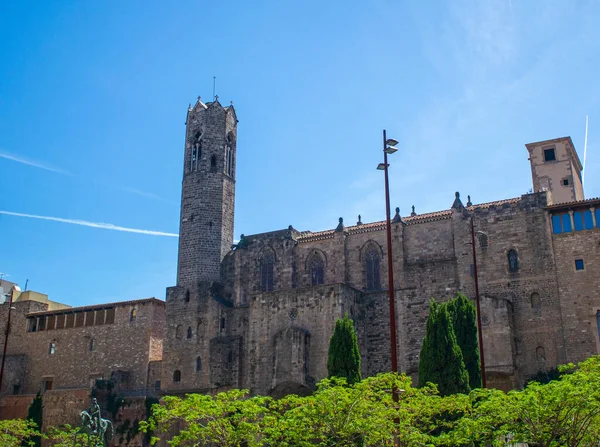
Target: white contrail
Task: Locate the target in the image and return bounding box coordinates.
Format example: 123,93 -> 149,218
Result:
0,211 -> 179,237
0,151 -> 73,175
1,149 -> 173,203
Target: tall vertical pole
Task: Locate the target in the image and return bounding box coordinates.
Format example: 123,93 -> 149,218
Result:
0,287 -> 18,394
470,217 -> 487,388
383,129 -> 398,375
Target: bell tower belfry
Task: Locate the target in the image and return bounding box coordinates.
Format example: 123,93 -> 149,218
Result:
176,97 -> 237,285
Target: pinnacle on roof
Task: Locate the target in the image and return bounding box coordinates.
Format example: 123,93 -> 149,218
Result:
335,217 -> 345,232
392,207 -> 402,223
452,191 -> 464,210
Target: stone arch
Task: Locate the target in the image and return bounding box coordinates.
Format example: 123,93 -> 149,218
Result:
258,247 -> 276,292
270,381 -> 312,399
305,249 -> 326,285
360,240 -> 383,291
507,249 -> 519,272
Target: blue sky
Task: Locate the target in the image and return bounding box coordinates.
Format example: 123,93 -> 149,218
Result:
1,0 -> 599,306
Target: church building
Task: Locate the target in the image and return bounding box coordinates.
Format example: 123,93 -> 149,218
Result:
161,97 -> 600,395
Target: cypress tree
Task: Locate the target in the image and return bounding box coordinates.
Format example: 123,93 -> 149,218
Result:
447,293 -> 482,389
418,300 -> 470,395
327,313 -> 362,384
24,392 -> 43,447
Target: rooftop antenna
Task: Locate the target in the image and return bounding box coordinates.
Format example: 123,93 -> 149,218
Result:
24,279 -> 28,291
583,115 -> 589,188
213,76 -> 216,101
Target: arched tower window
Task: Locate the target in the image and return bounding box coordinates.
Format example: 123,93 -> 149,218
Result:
365,246 -> 381,291
508,249 -> 519,272
173,370 -> 181,382
478,232 -> 489,249
260,251 -> 275,292
130,307 -> 137,322
187,327 -> 192,339
309,253 -> 325,285
210,154 -> 217,172
191,132 -> 202,172
175,324 -> 183,339
196,357 -> 202,372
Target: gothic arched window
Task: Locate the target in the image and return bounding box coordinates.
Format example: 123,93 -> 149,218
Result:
260,251 -> 275,292
173,370 -> 181,382
196,357 -> 202,372
365,247 -> 381,291
508,249 -> 519,273
478,232 -> 489,249
210,154 -> 217,172
130,307 -> 137,322
187,327 -> 192,339
309,254 -> 324,285
175,324 -> 183,339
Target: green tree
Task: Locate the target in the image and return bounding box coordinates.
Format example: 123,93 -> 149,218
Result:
0,419 -> 39,447
418,300 -> 470,396
24,392 -> 43,447
446,293 -> 481,389
327,313 -> 362,385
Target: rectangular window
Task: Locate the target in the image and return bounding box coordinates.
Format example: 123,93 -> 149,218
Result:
596,209 -> 600,228
84,310 -> 94,326
552,215 -> 563,234
46,315 -> 55,331
42,379 -> 53,392
12,384 -> 20,395
155,380 -> 161,390
584,210 -> 594,230
75,312 -> 84,327
56,314 -> 65,330
562,178 -> 570,186
38,316 -> 46,331
27,318 -> 37,332
66,313 -> 75,328
95,309 -> 105,325
544,148 -> 556,161
105,307 -> 115,324
575,259 -> 585,271
574,211 -> 584,231
561,213 -> 572,232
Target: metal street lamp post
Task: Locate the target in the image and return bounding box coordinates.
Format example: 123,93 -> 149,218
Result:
470,216 -> 487,388
377,129 -> 399,375
0,285 -> 21,395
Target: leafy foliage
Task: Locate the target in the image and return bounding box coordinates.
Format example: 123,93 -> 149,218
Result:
327,313 -> 362,385
45,424 -> 101,447
9,357 -> 600,447
446,293 -> 481,390
0,419 -> 39,447
418,300 -> 470,396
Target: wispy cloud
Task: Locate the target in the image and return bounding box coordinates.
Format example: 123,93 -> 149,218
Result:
0,211 -> 178,237
0,149 -> 174,204
0,151 -> 73,176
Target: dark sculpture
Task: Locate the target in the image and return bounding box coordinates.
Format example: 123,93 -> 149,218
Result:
77,398 -> 114,447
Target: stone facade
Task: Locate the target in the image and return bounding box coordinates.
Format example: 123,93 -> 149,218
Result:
161,101 -> 600,396
0,297 -> 165,395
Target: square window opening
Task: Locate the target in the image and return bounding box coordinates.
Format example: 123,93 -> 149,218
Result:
544,148 -> 556,162
575,259 -> 585,271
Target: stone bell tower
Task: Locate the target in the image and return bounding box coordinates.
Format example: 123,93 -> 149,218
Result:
176,97 -> 237,285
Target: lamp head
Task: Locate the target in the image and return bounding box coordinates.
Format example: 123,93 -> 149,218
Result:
384,146 -> 398,154
385,138 -> 399,146
376,163 -> 387,171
